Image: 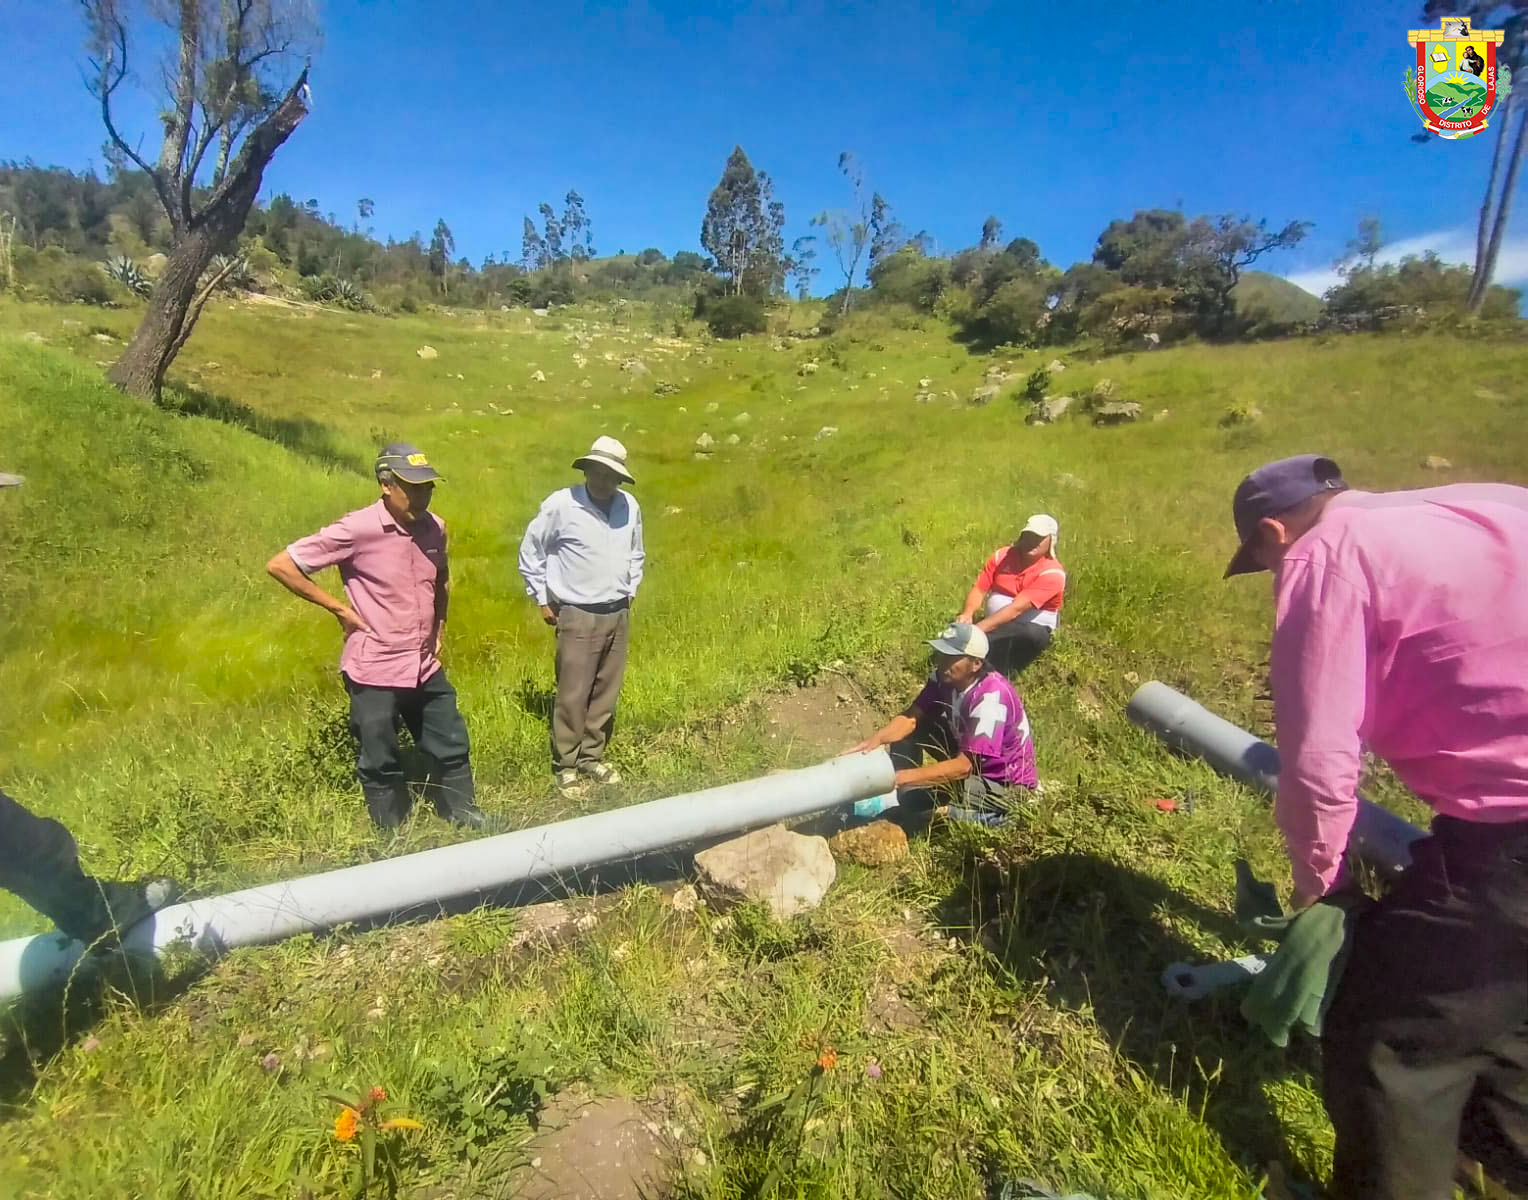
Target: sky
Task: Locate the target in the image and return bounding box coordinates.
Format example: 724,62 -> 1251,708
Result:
2,0 -> 1524,299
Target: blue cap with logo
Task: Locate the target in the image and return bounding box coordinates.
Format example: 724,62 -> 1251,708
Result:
1225,454 -> 1347,577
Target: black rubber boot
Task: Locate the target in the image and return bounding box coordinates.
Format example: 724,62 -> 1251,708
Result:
362,781 -> 410,829
430,764 -> 485,829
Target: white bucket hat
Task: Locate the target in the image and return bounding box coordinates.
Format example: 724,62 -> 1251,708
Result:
573,436 -> 634,484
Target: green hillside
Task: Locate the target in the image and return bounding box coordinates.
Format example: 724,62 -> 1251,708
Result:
1233,270 -> 1326,323
1,294 -> 1526,1198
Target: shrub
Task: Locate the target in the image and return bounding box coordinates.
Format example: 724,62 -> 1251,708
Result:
705,294 -> 767,339
207,254 -> 256,292
1023,367 -> 1050,403
867,245 -> 950,312
300,272 -> 375,312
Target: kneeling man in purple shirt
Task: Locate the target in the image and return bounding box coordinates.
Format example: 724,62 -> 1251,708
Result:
1226,453 -> 1528,1200
844,622 -> 1038,828
267,444 -> 484,830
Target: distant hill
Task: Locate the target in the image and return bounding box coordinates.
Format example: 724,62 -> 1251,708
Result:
1234,270 -> 1326,325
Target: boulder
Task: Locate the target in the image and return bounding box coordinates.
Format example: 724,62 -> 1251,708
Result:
798,361 -> 819,376
621,357 -> 649,375
970,384 -> 1001,406
694,824 -> 836,919
695,432 -> 715,451
828,820 -> 909,868
733,411 -> 752,424
91,332 -> 117,344
531,369 -> 546,382
1143,331 -> 1161,348
725,433 -> 741,445
1047,359 -> 1066,372
1027,395 -> 1073,425
1093,401 -> 1143,425
1422,454 -> 1453,471
1090,378 -> 1118,404
918,377 -> 933,388
913,390 -> 934,404
416,345 -> 437,359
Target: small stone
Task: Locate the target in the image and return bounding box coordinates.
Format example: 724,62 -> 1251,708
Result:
970,384 -> 1001,406
1153,408 -> 1171,421
1422,455 -> 1453,471
664,506 -> 683,516
22,331 -> 45,344
415,345 -> 437,359
918,377 -> 932,388
827,820 -> 909,867
695,432 -> 715,451
92,332 -> 117,344
370,369 -> 382,380
734,411 -> 751,424
815,426 -> 838,440
798,361 -> 819,376
202,361 -> 221,370
725,433 -> 740,445
1092,401 -> 1143,425
1047,359 -> 1066,372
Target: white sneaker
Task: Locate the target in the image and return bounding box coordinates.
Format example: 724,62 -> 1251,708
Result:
555,769 -> 586,795
581,763 -> 621,785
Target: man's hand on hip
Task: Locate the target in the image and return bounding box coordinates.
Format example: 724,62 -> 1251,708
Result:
335,606 -> 374,638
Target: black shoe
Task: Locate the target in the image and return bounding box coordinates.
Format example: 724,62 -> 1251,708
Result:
64,876 -> 181,947
448,806 -> 486,830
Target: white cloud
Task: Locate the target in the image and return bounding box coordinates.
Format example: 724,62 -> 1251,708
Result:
1283,227 -> 1528,298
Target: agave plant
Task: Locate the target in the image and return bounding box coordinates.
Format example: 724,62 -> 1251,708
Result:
208,253 -> 255,292
102,254 -> 151,297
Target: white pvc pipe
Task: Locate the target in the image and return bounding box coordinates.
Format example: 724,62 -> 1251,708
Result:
1126,681 -> 1425,874
0,750 -> 894,1000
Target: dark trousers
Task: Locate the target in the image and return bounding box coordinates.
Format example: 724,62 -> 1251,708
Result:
0,788 -> 138,942
1322,815 -> 1528,1200
552,603 -> 630,772
343,668 -> 477,827
887,717 -> 1018,827
988,623 -> 1052,676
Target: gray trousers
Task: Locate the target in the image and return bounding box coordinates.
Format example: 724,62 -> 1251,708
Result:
552,603 -> 630,771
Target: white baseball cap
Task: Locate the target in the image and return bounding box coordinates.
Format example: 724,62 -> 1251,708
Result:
928,621 -> 989,660
1021,513 -> 1058,546
573,435 -> 634,484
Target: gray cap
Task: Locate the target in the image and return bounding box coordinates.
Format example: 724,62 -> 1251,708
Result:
375,443 -> 442,484
1225,454 -> 1347,577
928,621 -> 989,660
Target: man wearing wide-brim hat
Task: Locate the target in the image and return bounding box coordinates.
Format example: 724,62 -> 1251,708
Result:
519,436 -> 645,796
267,443 -> 484,830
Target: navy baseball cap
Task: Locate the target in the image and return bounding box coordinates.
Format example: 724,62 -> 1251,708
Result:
1224,454 -> 1347,577
375,443 -> 442,484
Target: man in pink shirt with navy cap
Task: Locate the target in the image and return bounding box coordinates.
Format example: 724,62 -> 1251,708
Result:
1226,453 -> 1528,1200
267,444 -> 484,831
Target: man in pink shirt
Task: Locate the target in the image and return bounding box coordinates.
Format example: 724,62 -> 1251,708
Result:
267,444 -> 484,830
1226,453 -> 1528,1199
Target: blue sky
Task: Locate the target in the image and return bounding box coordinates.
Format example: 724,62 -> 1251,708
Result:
2,0 -> 1524,297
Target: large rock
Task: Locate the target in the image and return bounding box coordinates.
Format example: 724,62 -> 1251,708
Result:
621,357 -> 649,375
695,432 -> 716,451
415,345 -> 437,359
694,824 -> 836,920
1027,395 -> 1073,425
798,361 -> 819,376
828,820 -> 909,868
1092,401 -> 1142,425
1422,454 -> 1453,471
970,384 -> 1001,406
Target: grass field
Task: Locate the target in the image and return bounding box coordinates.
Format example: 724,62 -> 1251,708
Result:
0,293 -> 1525,1198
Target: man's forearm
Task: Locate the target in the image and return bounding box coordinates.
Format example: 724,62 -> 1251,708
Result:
895,753 -> 972,789
867,714 -> 918,748
958,586 -> 986,621
978,598 -> 1034,633
267,553 -> 346,616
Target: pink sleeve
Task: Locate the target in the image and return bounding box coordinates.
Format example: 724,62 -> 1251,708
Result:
1270,556 -> 1370,898
287,511 -> 359,576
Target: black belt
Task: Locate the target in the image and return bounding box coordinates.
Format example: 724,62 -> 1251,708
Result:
556,597 -> 629,615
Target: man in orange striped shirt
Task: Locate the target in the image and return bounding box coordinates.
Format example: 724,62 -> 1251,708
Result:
956,514 -> 1066,675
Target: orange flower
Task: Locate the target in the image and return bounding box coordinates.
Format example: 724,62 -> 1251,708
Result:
816,1049 -> 838,1071
333,1107 -> 359,1142
368,1086 -> 387,1103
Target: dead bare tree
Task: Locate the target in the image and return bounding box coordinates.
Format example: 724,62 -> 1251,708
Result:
82,0 -> 318,399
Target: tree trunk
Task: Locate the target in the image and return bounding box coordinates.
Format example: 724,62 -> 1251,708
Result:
1469,98 -> 1527,313
107,71 -> 309,400
1470,88 -> 1513,307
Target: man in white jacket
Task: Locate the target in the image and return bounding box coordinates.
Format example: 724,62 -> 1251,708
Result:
518,437 -> 645,795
